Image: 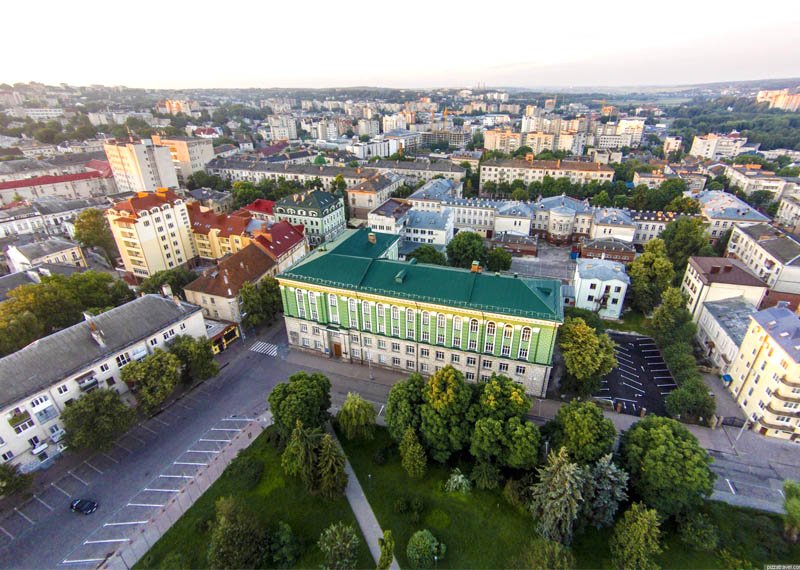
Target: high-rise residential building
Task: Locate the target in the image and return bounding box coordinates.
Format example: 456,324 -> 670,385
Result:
523,132 -> 555,155
726,223 -> 800,293
689,133 -> 749,160
103,139 -> 179,194
150,136 -> 214,183
357,119 -> 380,137
756,88 -> 800,112
277,228 -> 563,396
105,188 -> 195,278
382,114 -> 407,132
483,129 -> 523,153
615,118 -> 646,147
663,136 -> 683,155
725,304 -> 800,440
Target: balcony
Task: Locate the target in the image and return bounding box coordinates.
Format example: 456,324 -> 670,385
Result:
7,410 -> 31,428
34,405 -> 58,424
77,375 -> 99,392
31,442 -> 49,456
50,429 -> 66,443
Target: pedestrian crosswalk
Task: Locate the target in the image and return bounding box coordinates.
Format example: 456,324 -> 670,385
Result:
250,341 -> 278,357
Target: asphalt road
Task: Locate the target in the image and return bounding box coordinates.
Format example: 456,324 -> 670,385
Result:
0,325 -> 397,570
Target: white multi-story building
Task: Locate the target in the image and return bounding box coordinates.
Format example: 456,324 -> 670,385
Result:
590,208 -> 635,243
105,189 -> 196,278
206,159 -> 368,190
726,223 -> 800,294
150,136 -> 214,183
0,171 -> 117,207
479,159 -> 614,189
103,139 -> 179,194
523,132 -> 555,155
680,256 -> 767,322
357,119 -> 380,137
689,133 -> 749,160
573,258 -> 629,319
776,193 -> 800,234
696,297 -> 757,373
6,238 -> 87,272
367,198 -> 412,234
382,114 -> 407,133
615,118 -> 646,147
689,190 -> 770,242
0,295 -> 206,472
724,164 -> 795,199
663,136 -> 683,155
346,172 -> 404,221
400,209 -> 454,256
484,129 -> 523,153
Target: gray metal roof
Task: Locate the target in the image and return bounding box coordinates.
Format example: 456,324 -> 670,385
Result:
535,194 -> 592,214
593,208 -> 634,226
689,190 -> 770,222
11,238 -> 80,260
703,298 -> 757,348
576,258 -> 630,283
0,295 -> 202,409
753,305 -> 800,364
406,208 -> 452,231
409,179 -> 459,201
0,263 -> 84,302
738,223 -> 800,265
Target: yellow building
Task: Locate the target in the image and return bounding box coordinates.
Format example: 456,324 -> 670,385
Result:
726,304 -> 800,440
187,202 -> 253,260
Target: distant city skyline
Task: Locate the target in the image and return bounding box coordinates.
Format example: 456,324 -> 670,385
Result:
6,0 -> 800,90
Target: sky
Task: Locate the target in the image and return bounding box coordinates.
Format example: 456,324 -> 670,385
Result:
6,0 -> 800,90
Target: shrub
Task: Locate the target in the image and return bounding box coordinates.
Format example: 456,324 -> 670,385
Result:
471,461 -> 500,490
679,512 -> 719,551
406,529 -> 446,570
318,521 -> 360,570
444,468 -> 472,494
269,521 -> 300,567
409,510 -> 421,524
410,496 -> 424,514
394,497 -> 409,514
225,453 -> 264,490
502,478 -> 528,513
372,448 -> 386,465
513,538 -> 575,570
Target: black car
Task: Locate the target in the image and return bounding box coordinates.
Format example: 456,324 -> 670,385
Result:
70,498 -> 98,515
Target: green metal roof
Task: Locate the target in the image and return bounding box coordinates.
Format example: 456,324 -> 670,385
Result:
280,243 -> 563,323
325,227 -> 399,259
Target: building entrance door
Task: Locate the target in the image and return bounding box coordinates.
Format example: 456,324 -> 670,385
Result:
332,343 -> 342,358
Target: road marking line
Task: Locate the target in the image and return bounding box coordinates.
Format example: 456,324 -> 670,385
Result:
174,461 -> 207,466
615,397 -> 638,403
139,423 -> 157,435
144,488 -> 180,493
69,471 -> 89,486
210,427 -> 242,432
151,417 -> 169,426
85,538 -> 130,544
660,391 -> 674,395
177,402 -> 192,410
199,438 -> 230,443
657,383 -> 678,387
104,521 -> 148,526
51,482 -> 71,497
618,363 -> 637,371
622,382 -> 645,393
641,349 -> 660,353
188,449 -> 220,454
34,494 -> 53,511
62,558 -> 106,564
116,442 -> 132,453
0,526 -> 13,539
160,474 -> 193,479
127,503 -> 164,508
222,417 -> 255,422
622,377 -> 643,386
102,452 -> 119,464
726,479 -> 736,495
14,508 -> 34,525
84,461 -> 103,474
128,434 -> 145,444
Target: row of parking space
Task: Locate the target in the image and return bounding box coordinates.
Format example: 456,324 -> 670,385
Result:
594,333 -> 676,417
0,383 -> 221,554
60,416 -> 254,568
709,451 -> 787,510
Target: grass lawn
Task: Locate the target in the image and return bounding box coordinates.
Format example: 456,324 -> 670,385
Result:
135,428 -> 373,570
341,427 -> 799,569
603,309 -> 651,336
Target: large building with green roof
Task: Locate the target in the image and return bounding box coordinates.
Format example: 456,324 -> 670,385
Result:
277,228 -> 563,396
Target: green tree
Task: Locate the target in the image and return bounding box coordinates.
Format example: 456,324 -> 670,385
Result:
558,318 -> 617,396
316,434 -> 348,500
783,479 -> 800,543
471,417 -> 540,469
3,279 -> 82,333
591,190 -> 611,207
661,217 -> 714,275
649,287 -> 695,346
0,310 -> 44,356
61,389 -> 136,452
336,392 -> 376,440
314,154 -> 328,165
610,503 -> 663,570
582,454 -> 628,529
138,267 -> 198,298
269,371 -> 331,439
269,521 -> 301,567
399,427 -> 427,479
377,530 -> 395,570
511,187 -> 530,201
333,174 -> 347,192
230,181 -> 265,209
281,420 -> 321,492
0,463 -> 33,497
406,245 -> 447,266
406,529 -> 446,570
168,335 -> 218,384
73,208 -> 119,264
318,522 -> 360,570
446,231 -> 486,269
665,195 -> 701,214
53,271 -> 133,309
121,349 -> 181,414
665,377 -> 715,421
485,247 -> 512,272
207,496 -> 267,570
628,239 -> 675,313
549,401 -> 616,464
240,277 -> 282,328
620,416 -> 715,518
528,447 -> 586,544
713,228 -> 733,256
420,366 -> 473,462
471,461 -> 500,490
385,373 -> 425,441
513,538 -> 575,570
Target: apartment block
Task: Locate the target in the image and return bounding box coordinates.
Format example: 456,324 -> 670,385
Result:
725,305 -> 800,440
346,172 -> 404,221
150,135 -> 214,183
0,171 -> 116,207
483,129 -> 523,153
776,194 -> 800,234
681,256 -> 767,321
479,158 -> 614,189
689,133 -> 749,160
696,297 -> 757,373
726,223 -> 800,294
103,139 -> 179,194
274,190 -> 345,246
6,238 -> 86,272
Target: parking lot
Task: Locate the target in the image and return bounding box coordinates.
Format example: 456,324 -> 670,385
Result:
594,332 -> 676,417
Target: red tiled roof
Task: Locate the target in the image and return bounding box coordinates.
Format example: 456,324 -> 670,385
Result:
0,171 -> 103,192
243,199 -> 275,215
187,202 -> 251,237
184,244 -> 276,298
84,159 -> 113,178
257,142 -> 289,156
111,189 -> 182,215
253,220 -> 304,258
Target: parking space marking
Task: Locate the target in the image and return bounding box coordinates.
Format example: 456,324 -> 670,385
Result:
128,434 -> 145,444
187,449 -> 220,454
622,377 -> 643,386
615,397 -> 638,403
14,508 -> 34,525
127,503 -> 165,508
199,437 -> 230,443
139,423 -> 157,435
104,521 -> 148,526
174,461 -> 207,466
618,362 -> 637,371
34,494 -> 53,511
84,461 -> 103,474
210,427 -> 241,432
177,402 -> 193,410
69,471 -> 89,486
52,481 -> 71,497
622,382 -> 645,393
151,417 -> 169,426
660,391 -> 674,395
641,349 -> 660,353
85,538 -> 130,544
63,557 -> 106,564
0,526 -> 13,539
657,383 -> 678,387
160,474 -> 193,479
644,355 -> 663,359
115,442 -> 132,453
222,417 -> 256,422
144,488 -> 179,493
102,452 -> 119,464
726,479 -> 737,494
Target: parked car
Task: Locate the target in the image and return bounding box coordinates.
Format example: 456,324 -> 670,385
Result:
70,499 -> 98,515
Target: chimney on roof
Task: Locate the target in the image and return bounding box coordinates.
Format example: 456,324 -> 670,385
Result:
161,284 -> 173,298
368,232 -> 377,245
84,312 -> 106,347
471,260 -> 481,273
723,264 -> 733,273
710,265 -> 720,274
